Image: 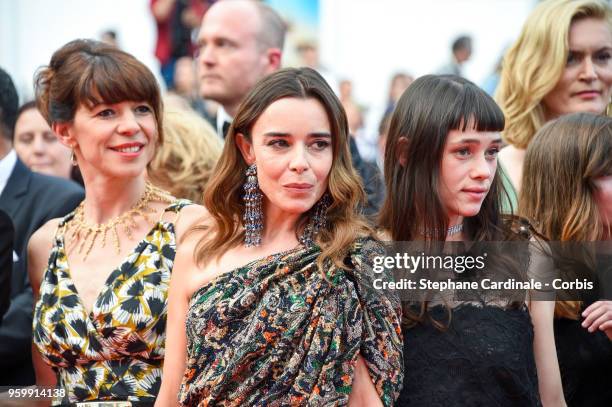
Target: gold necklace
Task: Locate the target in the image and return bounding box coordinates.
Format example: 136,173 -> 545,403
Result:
66,182 -> 173,260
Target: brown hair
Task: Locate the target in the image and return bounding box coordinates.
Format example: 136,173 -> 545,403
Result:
379,74 -> 508,242
34,39 -> 163,145
194,67 -> 371,269
378,75 -> 532,330
496,0 -> 612,149
520,112 -> 612,318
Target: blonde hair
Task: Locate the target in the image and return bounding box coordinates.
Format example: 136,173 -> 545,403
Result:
148,105 -> 222,203
194,68 -> 372,270
496,0 -> 612,149
519,112 -> 612,318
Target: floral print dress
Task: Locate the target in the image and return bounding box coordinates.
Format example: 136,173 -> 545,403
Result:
32,200 -> 190,405
179,238 -> 404,406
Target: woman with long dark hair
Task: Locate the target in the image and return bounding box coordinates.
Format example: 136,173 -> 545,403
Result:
381,74 -> 564,406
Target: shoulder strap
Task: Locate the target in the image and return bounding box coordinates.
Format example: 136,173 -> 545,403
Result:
159,199 -> 193,224
54,210 -> 77,244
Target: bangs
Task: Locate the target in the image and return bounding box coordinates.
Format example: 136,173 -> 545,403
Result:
448,82 -> 505,133
76,54 -> 159,109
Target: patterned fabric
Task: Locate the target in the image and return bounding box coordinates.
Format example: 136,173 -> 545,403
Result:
32,200 -> 191,405
180,238 -> 403,406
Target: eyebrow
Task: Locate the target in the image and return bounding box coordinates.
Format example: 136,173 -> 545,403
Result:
451,137 -> 502,145
197,35 -> 237,46
88,100 -> 116,109
569,46 -> 612,53
262,132 -> 332,138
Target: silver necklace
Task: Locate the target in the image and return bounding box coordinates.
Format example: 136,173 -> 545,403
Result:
447,224 -> 463,236
421,224 -> 464,237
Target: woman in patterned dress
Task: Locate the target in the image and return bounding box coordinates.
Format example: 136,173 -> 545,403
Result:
27,39 -> 206,406
156,67 -> 403,406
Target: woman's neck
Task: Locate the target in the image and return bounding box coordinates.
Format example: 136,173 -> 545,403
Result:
81,175 -> 147,224
261,204 -> 302,247
447,216 -> 464,241
445,231 -> 465,242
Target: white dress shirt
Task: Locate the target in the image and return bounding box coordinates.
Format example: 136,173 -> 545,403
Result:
0,149 -> 17,196
215,106 -> 233,140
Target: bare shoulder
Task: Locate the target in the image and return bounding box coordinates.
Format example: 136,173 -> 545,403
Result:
173,204 -> 211,271
498,145 -> 511,164
28,218 -> 62,292
177,203 -> 211,225
376,229 -> 391,241
29,218 -> 61,255
171,209 -> 211,301
499,145 -> 524,165
175,203 -> 213,242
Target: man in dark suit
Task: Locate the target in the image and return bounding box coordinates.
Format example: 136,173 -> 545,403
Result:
0,209 -> 13,322
0,67 -> 84,385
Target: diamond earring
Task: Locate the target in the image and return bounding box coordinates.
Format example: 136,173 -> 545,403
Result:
243,164 -> 263,247
300,193 -> 331,246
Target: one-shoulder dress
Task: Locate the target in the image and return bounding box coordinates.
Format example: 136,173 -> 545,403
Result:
179,239 -> 404,406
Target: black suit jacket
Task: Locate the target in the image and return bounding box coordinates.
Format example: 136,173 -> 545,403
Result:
348,137 -> 384,217
0,209 -> 13,322
0,159 -> 84,385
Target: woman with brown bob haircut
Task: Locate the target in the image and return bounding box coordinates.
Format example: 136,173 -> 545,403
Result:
28,39 -> 205,405
381,74 -> 565,406
157,67 -> 403,406
520,112 -> 612,406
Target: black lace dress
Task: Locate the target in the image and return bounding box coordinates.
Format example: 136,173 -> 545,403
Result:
555,310 -> 612,406
397,304 -> 541,406
555,252 -> 612,407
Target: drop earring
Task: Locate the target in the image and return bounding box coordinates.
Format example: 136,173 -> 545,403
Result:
299,193 -> 331,246
70,149 -> 78,166
243,163 -> 263,247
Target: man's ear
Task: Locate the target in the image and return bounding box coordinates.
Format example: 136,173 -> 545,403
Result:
52,122 -> 76,149
235,133 -> 255,164
265,48 -> 282,72
396,136 -> 410,167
